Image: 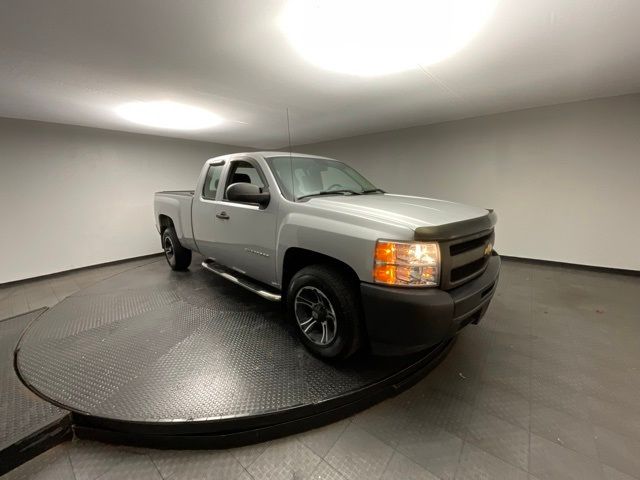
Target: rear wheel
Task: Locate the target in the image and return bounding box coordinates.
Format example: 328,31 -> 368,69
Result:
287,264 -> 363,359
162,226 -> 192,271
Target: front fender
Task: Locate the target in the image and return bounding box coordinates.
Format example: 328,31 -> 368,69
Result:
276,211 -> 412,285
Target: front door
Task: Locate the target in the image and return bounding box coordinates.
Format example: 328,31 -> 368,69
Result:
213,158 -> 277,286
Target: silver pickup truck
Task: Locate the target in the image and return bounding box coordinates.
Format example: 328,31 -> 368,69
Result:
154,152 -> 500,359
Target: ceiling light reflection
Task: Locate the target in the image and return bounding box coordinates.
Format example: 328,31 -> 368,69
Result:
279,0 -> 498,76
115,100 -> 223,130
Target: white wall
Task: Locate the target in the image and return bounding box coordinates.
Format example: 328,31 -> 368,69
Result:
0,118 -> 244,283
296,94 -> 640,271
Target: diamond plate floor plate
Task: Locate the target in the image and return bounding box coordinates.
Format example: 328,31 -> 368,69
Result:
15,260 -> 447,444
0,309 -> 70,475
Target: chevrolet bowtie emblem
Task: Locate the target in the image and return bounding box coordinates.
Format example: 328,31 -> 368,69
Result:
484,243 -> 493,256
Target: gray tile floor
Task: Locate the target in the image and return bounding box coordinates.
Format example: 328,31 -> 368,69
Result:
2,259 -> 640,480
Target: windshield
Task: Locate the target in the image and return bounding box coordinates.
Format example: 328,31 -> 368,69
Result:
266,156 -> 380,201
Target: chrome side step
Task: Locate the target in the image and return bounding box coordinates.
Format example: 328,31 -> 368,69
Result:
201,260 -> 281,302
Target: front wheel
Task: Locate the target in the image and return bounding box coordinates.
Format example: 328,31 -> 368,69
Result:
162,226 -> 192,271
287,264 -> 364,360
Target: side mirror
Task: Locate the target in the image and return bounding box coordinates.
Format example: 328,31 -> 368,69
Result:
226,182 -> 270,207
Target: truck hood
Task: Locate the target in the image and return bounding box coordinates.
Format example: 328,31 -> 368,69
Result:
305,193 -> 490,231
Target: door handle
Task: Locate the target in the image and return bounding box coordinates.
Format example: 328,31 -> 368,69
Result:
216,211 -> 230,220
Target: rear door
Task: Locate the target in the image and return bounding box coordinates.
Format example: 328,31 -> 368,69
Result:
212,157 -> 277,286
191,160 -> 226,259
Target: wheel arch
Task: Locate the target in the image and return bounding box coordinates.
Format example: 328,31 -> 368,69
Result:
281,247 -> 360,297
158,214 -> 175,234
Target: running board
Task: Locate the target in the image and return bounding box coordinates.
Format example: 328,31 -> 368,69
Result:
201,260 -> 281,302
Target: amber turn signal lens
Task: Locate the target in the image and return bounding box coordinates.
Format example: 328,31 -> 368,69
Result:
373,264 -> 396,284
374,241 -> 396,264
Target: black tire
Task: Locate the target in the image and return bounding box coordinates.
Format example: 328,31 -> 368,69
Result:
161,226 -> 192,271
287,264 -> 364,360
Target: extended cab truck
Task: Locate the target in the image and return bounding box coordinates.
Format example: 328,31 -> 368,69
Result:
154,152 -> 500,359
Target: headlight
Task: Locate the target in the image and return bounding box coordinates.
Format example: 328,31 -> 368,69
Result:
374,240 -> 440,287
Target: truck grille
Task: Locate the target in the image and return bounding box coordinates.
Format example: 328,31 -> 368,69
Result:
449,232 -> 492,256
451,257 -> 488,282
440,229 -> 494,290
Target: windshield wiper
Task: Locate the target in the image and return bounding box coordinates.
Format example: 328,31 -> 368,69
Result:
362,188 -> 385,194
297,189 -> 362,201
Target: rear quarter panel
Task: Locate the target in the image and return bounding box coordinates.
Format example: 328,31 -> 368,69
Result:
154,193 -> 197,251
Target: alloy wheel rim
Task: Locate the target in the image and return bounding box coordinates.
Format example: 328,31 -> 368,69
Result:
294,286 -> 337,346
164,236 -> 174,262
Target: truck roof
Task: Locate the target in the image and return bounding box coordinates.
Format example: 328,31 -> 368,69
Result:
206,151 -> 335,163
